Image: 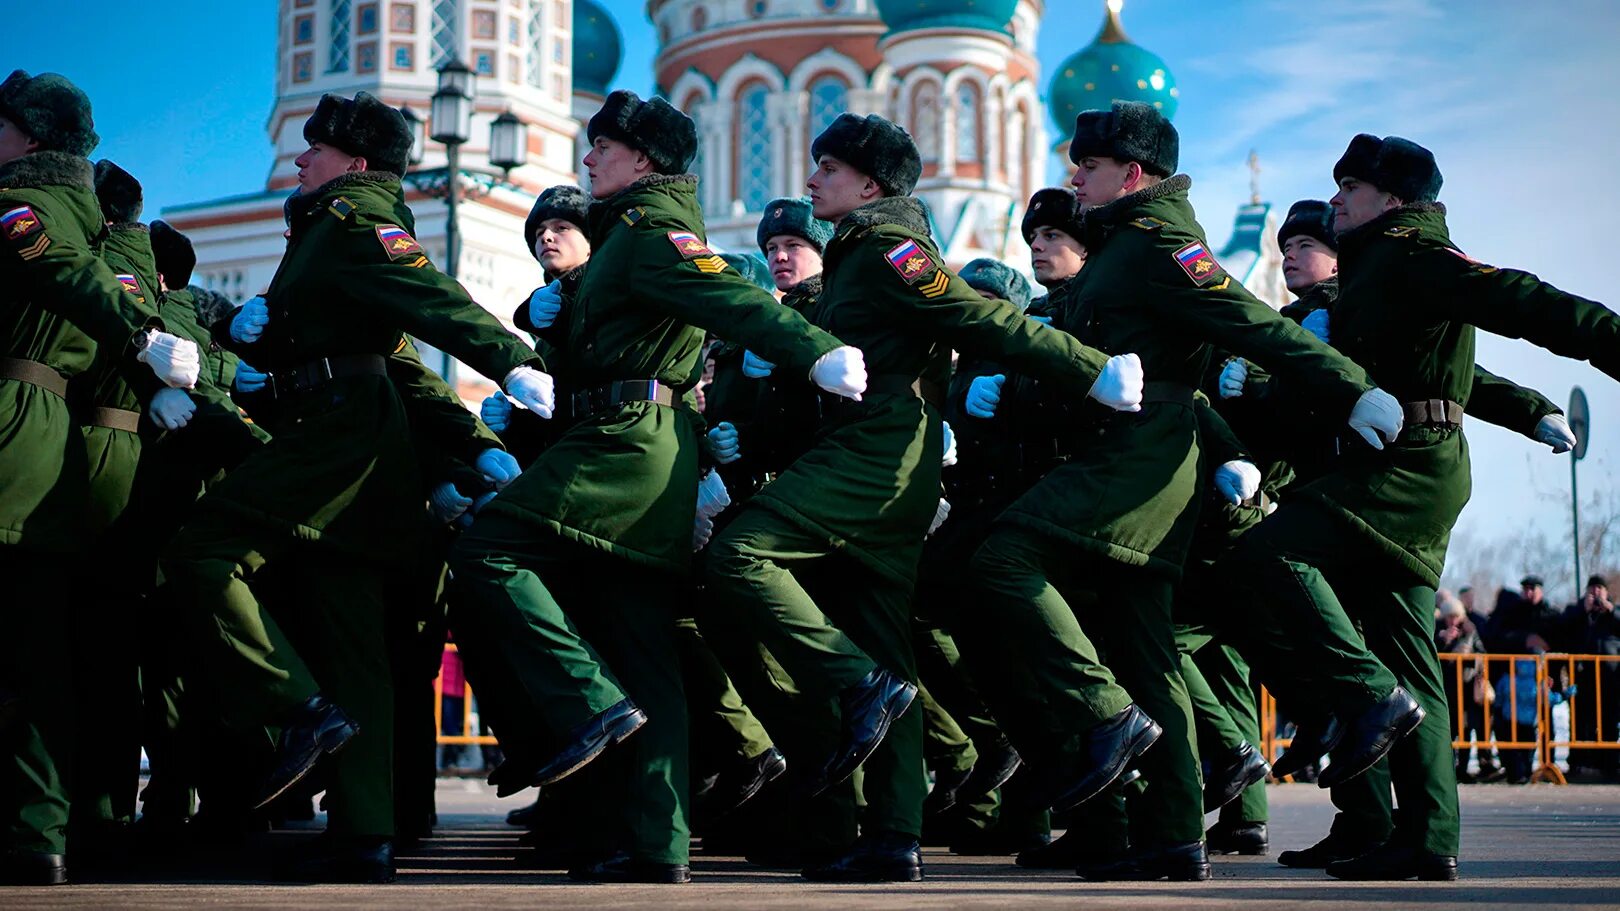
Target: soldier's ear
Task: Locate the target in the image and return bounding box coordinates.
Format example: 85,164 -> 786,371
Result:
348,154 -> 369,174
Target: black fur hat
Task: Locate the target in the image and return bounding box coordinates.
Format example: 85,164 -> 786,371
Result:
1021,187 -> 1083,243
188,285 -> 236,333
586,90 -> 697,175
303,92 -> 412,175
150,220 -> 197,289
810,113 -> 923,197
523,185 -> 591,260
959,258 -> 1032,312
756,197 -> 834,254
1068,101 -> 1178,178
92,159 -> 142,223
1332,134 -> 1442,204
1277,199 -> 1338,251
719,252 -> 775,291
0,70 -> 98,157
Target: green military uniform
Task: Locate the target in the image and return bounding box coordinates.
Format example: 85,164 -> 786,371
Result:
159,170 -> 540,842
1231,201 -> 1618,860
447,172 -> 843,867
706,196 -> 1112,844
968,174 -> 1376,851
0,150 -> 164,861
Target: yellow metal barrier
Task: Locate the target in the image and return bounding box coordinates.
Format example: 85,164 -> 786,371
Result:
1257,652 -> 1620,785
433,644 -> 499,749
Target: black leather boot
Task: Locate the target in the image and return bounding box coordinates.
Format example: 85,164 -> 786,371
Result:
802,830 -> 923,883
1049,704 -> 1161,812
1078,840 -> 1210,882
812,668 -> 917,795
255,694 -> 359,809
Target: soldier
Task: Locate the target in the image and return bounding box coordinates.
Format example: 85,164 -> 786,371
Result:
0,69 -> 200,887
445,90 -> 864,884
705,113 -> 1141,883
1222,145 -> 1605,879
157,91 -> 552,883
960,101 -> 1407,882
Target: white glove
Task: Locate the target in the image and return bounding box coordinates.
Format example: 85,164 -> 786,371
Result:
810,346 -> 866,401
475,447 -> 521,489
693,514 -> 716,552
707,421 -> 741,464
230,295 -> 270,343
1218,359 -> 1249,400
741,351 -> 776,378
1534,413 -> 1577,454
940,421 -> 958,467
1348,388 -> 1404,451
965,374 -> 1004,419
428,481 -> 474,525
527,280 -> 563,330
927,497 -> 952,536
137,330 -> 200,389
1087,352 -> 1143,412
480,392 -> 513,433
148,387 -> 195,431
1301,309 -> 1331,344
1213,459 -> 1262,505
696,469 -> 732,520
503,365 -> 555,420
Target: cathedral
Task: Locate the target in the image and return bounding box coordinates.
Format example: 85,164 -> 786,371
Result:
164,0 -> 1284,399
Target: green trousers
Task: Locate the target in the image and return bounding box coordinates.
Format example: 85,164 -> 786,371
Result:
159,509 -> 395,838
448,518 -> 689,865
675,615 -> 774,769
965,526 -> 1204,846
1174,622 -> 1268,825
1,550 -> 73,856
1227,501 -> 1458,855
705,504 -> 925,840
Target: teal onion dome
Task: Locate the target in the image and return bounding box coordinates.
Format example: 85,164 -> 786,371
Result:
572,0 -> 622,97
875,0 -> 1018,35
1048,1 -> 1178,134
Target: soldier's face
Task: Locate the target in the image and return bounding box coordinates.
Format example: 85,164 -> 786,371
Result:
1329,178 -> 1400,234
807,156 -> 880,222
763,235 -> 821,292
1029,227 -> 1086,285
0,116 -> 39,166
534,218 -> 590,274
295,143 -> 364,192
1070,157 -> 1137,209
583,137 -> 651,199
1282,236 -> 1338,293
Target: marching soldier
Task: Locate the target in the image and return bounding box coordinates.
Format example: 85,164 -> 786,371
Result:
0,70 -> 200,886
705,113 -> 1141,882
157,91 -> 553,883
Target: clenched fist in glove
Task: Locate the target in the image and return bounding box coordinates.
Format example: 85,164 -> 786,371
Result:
741,351 -> 775,378
233,361 -> 268,394
1218,358 -> 1248,400
965,374 -> 1004,419
1301,309 -> 1331,344
528,280 -> 563,330
1348,388 -> 1404,450
138,330 -> 200,389
810,346 -> 867,401
475,447 -> 521,489
927,497 -> 952,536
480,392 -> 513,433
1087,352 -> 1143,412
707,421 -> 741,464
941,421 -> 958,467
1534,414 -> 1577,453
503,365 -> 556,419
230,296 -> 270,344
148,387 -> 196,431
429,481 -> 474,525
1213,459 -> 1261,505
696,469 -> 732,520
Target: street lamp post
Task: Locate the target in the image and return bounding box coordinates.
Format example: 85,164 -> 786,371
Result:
430,59 -> 474,280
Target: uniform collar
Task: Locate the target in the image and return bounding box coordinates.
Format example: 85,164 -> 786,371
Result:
1336,201 -> 1449,252
1280,276 -> 1339,320
285,171 -> 401,222
0,150 -> 93,189
587,173 -> 699,243
786,273 -> 824,298
834,196 -> 930,238
1080,173 -> 1193,236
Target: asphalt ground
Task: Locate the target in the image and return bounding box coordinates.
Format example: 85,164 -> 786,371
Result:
6,782 -> 1619,909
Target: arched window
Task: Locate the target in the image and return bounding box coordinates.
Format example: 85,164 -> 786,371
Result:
736,83 -> 773,211
329,0 -> 353,71
681,93 -> 705,181
525,0 -> 544,88
807,75 -> 847,144
432,0 -> 459,67
912,81 -> 940,165
955,82 -> 980,163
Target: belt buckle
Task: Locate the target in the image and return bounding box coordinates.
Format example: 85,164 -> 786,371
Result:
316,356 -> 334,381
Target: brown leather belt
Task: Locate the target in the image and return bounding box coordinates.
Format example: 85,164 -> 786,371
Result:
267,354 -> 388,400
1402,398 -> 1464,427
0,356 -> 69,398
87,406 -> 141,433
568,379 -> 674,420
1142,381 -> 1195,407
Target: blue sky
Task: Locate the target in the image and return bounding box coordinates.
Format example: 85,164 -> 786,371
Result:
10,0 -> 1619,594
